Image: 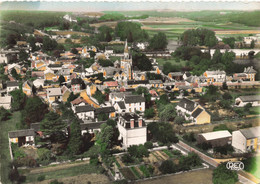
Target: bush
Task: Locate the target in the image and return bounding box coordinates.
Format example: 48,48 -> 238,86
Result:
121,154 -> 134,164
14,156 -> 37,167
128,144 -> 149,158
183,132 -> 196,142
50,179 -> 64,184
159,160 -> 176,174
37,175 -> 45,181
37,148 -> 54,165
197,142 -> 212,151
144,141 -> 153,149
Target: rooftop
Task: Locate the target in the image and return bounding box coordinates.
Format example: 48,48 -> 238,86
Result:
238,95 -> 260,102
200,130 -> 231,141
240,126 -> 260,139
75,105 -> 95,113
9,129 -> 35,138
124,95 -> 145,104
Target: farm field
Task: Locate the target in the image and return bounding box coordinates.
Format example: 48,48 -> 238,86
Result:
137,168 -> 214,184
156,57 -> 187,67
19,161 -> 107,183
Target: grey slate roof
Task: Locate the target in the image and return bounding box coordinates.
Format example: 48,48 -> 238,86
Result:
238,95 -> 260,102
7,81 -> 19,87
117,101 -> 126,109
191,108 -> 203,118
80,121 -> 106,130
8,129 -> 35,138
244,66 -> 257,74
178,98 -> 197,112
127,80 -> 149,85
240,126 -> 260,139
75,105 -> 95,113
124,95 -> 145,104
71,78 -> 82,85
95,106 -> 115,114
169,72 -> 183,76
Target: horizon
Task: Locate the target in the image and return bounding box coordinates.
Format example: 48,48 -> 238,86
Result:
0,1 -> 260,12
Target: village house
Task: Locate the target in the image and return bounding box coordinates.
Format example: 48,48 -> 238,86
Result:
197,130 -> 232,147
233,66 -> 257,81
80,120 -> 106,135
235,95 -> 260,107
8,129 -> 35,147
232,126 -> 260,153
148,80 -> 163,88
95,106 -> 116,119
114,101 -> 126,114
7,81 -> 19,95
46,88 -> 62,103
203,70 -> 226,83
61,85 -> 71,102
117,113 -> 147,148
176,98 -> 211,125
74,105 -> 95,120
22,80 -> 35,96
44,69 -> 57,81
168,72 -> 183,81
33,79 -> 45,88
0,96 -> 12,109
124,95 -> 146,113
109,91 -> 132,105
71,78 -> 83,93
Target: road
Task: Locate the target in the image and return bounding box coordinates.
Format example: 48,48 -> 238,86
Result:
176,141 -> 257,184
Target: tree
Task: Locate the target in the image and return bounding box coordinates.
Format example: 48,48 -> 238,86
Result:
128,144 -> 149,158
23,96 -> 48,126
106,119 -> 117,128
144,141 -> 153,149
11,68 -> 20,80
66,119 -> 83,155
132,51 -> 152,71
174,116 -> 185,125
40,111 -> 67,142
58,75 -> 65,86
212,163 -> 238,184
250,40 -> 255,49
149,32 -> 168,51
96,123 -> 114,148
93,90 -> 106,104
144,108 -> 155,119
42,36 -> 58,51
71,48 -> 78,54
148,122 -> 178,144
27,35 -> 37,52
159,160 -> 176,174
10,89 -> 27,111
244,103 -> 252,112
222,37 -> 235,49
0,107 -> 11,121
67,92 -> 79,104
159,104 -> 176,121
19,50 -> 29,63
222,82 -> 228,90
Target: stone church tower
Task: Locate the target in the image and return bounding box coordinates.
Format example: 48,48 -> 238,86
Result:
120,40 -> 132,80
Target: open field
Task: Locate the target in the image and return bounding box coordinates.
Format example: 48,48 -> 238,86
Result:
53,31 -> 90,36
0,111 -> 21,184
20,161 -> 107,183
137,168 -> 214,184
156,57 -> 187,67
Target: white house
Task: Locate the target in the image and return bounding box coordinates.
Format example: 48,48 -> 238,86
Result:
117,113 -> 147,148
8,129 -> 35,147
63,14 -> 77,22
114,101 -> 126,114
176,98 -> 211,125
203,70 -> 226,82
75,105 -> 95,120
0,96 -> 12,109
124,95 -> 146,113
235,95 -> 260,107
7,81 -> 19,95
232,126 -> 260,153
109,91 -> 132,105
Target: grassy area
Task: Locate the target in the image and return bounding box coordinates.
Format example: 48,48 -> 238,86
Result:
162,150 -> 174,158
139,165 -> 150,177
244,156 -> 260,179
0,111 -> 21,184
130,167 -> 141,179
249,107 -> 260,115
156,57 -> 187,67
23,164 -> 103,183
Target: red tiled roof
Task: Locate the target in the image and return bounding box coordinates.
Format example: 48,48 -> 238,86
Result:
104,81 -> 118,87
71,97 -> 88,105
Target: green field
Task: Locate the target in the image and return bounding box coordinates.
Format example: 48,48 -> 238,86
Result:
0,111 -> 21,184
244,156 -> 260,179
22,164 -> 103,183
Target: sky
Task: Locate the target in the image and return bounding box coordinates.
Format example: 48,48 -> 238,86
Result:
0,1 -> 260,12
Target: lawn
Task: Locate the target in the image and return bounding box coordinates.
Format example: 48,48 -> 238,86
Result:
23,163 -> 103,183
156,57 -> 187,67
0,111 -> 21,184
244,156 -> 260,179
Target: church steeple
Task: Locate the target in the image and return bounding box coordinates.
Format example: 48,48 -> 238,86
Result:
124,39 -> 129,59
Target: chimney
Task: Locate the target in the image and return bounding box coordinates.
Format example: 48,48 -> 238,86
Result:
138,118 -> 143,128
130,119 -> 134,128
95,118 -> 98,122
184,103 -> 187,109
142,93 -> 144,97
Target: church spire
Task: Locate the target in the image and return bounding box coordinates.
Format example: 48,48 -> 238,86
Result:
124,39 -> 128,53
